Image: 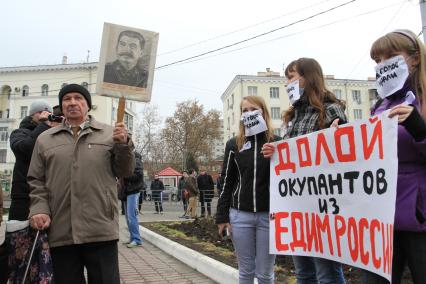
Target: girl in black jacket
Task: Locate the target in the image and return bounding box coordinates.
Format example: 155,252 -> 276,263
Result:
216,95 -> 280,283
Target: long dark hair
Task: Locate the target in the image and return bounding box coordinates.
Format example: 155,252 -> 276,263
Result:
283,58 -> 344,129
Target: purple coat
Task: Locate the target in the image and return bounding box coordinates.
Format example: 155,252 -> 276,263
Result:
372,90 -> 426,232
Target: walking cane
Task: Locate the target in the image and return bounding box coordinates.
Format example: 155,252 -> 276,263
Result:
22,230 -> 40,284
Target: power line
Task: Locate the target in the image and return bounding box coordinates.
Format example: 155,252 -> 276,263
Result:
157,0 -> 405,70
158,0 -> 334,56
155,0 -> 357,70
345,0 -> 408,78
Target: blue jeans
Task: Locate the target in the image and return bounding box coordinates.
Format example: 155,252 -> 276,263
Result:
230,209 -> 275,284
361,230 -> 426,284
292,256 -> 345,284
125,193 -> 142,244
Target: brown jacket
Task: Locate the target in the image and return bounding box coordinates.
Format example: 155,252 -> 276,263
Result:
28,117 -> 134,248
185,176 -> 198,197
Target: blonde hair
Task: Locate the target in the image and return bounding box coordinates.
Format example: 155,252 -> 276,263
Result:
236,96 -> 275,150
370,29 -> 426,118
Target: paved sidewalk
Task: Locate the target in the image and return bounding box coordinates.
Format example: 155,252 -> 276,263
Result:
118,214 -> 216,284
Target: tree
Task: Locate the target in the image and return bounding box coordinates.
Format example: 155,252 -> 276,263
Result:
162,100 -> 221,169
133,104 -> 162,161
186,152 -> 198,172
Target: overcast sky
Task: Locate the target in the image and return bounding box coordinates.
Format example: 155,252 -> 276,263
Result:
0,0 -> 422,119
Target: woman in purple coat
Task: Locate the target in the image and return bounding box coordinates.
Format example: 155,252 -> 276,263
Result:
362,29 -> 426,284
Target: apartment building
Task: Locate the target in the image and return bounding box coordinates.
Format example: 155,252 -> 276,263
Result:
221,69 -> 376,143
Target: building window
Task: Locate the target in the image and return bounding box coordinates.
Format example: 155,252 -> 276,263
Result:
227,99 -> 230,110
352,90 -> 361,104
0,111 -> 2,119
353,109 -> 363,120
273,128 -> 281,136
6,109 -> 9,119
20,106 -> 28,118
270,87 -> 279,98
61,83 -> 68,89
231,94 -> 234,106
0,127 -> 8,142
248,86 -> 258,96
81,82 -> 89,90
0,150 -> 6,163
271,107 -> 281,119
333,89 -> 342,100
124,113 -> 134,133
41,84 -> 49,96
22,85 -> 29,97
232,112 -> 235,125
227,117 -> 230,130
112,107 -> 116,120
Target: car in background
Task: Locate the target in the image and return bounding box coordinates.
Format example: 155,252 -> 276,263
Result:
145,183 -> 178,202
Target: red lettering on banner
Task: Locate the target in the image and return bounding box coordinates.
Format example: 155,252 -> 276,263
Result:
382,224 -> 393,274
290,212 -> 307,251
315,214 -> 334,255
335,126 -> 357,162
334,215 -> 346,257
370,219 -> 381,269
361,118 -> 383,160
382,223 -> 391,274
273,212 -> 393,276
305,212 -> 319,252
315,133 -> 335,165
275,142 -> 296,175
296,137 -> 312,167
348,217 -> 359,262
274,212 -> 289,251
359,218 -> 370,265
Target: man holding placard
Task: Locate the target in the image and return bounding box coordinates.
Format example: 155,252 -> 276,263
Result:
28,84 -> 135,283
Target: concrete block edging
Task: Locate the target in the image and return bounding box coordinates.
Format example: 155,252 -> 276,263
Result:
139,224 -> 238,284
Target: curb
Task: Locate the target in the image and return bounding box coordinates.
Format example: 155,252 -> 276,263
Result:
139,224 -> 239,284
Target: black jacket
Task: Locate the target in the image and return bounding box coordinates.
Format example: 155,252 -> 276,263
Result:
197,174 -> 214,192
9,116 -> 50,220
123,152 -> 144,195
150,179 -> 164,198
216,133 -> 281,224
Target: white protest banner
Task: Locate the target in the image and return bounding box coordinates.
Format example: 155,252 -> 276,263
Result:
97,22 -> 159,102
269,112 -> 398,281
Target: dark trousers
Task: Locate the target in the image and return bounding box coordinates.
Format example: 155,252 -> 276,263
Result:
199,191 -> 212,216
0,243 -> 8,284
121,201 -> 126,215
182,198 -> 188,212
138,192 -> 143,212
153,196 -> 163,213
362,231 -> 426,284
50,240 -> 119,284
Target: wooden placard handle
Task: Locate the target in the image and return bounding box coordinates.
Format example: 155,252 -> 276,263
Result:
117,96 -> 125,123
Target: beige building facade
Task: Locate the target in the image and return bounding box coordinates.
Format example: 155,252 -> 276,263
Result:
221,69 -> 376,144
0,59 -> 136,179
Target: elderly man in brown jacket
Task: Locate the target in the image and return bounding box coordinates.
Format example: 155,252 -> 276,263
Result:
28,84 -> 135,284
